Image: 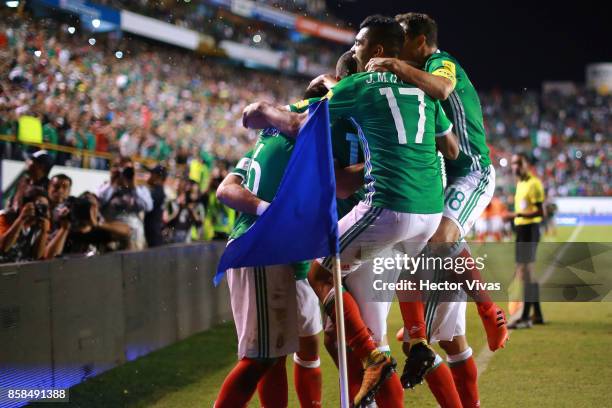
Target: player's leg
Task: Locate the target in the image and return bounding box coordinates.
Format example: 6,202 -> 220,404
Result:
345,261 -> 404,408
405,300 -> 463,407
440,336 -> 479,408
308,202 -> 399,407
294,279 -> 323,407
392,212 -> 442,389
437,167 -> 508,350
257,356 -> 288,408
216,265 -> 298,407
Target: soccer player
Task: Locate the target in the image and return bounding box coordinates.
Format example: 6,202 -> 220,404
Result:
214,102 -> 327,407
360,12 -> 508,406
507,152 -> 546,329
243,15 -> 458,407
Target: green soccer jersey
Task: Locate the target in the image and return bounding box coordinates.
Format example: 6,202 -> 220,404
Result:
228,129 -> 295,241
326,71 -> 452,214
424,50 -> 491,177
331,118 -> 365,219
289,98 -> 365,219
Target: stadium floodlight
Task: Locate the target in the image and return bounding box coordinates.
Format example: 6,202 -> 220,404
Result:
68,26 -> 76,34
253,34 -> 262,43
92,19 -> 101,28
5,1 -> 19,8
499,158 -> 508,167
88,38 -> 96,46
115,51 -> 123,59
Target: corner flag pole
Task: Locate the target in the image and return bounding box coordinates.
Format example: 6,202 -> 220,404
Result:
333,255 -> 350,408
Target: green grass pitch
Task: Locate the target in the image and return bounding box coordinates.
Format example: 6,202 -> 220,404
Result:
34,226 -> 612,407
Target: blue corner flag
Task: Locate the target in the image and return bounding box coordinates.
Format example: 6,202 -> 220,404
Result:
214,100 -> 339,286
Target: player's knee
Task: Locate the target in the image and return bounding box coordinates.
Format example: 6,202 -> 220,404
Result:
439,336 -> 469,355
297,335 -> 319,361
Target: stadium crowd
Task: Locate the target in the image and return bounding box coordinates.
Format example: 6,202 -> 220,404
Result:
96,0 -> 342,70
0,12 -> 610,264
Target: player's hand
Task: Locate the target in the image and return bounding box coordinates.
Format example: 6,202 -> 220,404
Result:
308,74 -> 337,91
366,57 -> 398,73
242,102 -> 270,129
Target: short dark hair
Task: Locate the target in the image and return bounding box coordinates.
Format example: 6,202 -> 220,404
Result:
395,12 -> 438,47
359,15 -> 405,58
335,51 -> 358,80
513,152 -> 532,164
303,83 -> 329,99
22,186 -> 48,205
51,173 -> 72,186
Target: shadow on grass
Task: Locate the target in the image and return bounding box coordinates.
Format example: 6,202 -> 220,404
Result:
29,322 -> 237,408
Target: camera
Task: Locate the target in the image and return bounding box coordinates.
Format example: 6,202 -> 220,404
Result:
70,197 -> 93,225
121,166 -> 135,180
35,203 -> 49,219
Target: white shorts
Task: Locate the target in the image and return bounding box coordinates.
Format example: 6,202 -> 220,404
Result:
403,300 -> 467,345
227,265 -> 298,359
320,202 -> 442,277
444,165 -> 496,238
296,279 -> 323,337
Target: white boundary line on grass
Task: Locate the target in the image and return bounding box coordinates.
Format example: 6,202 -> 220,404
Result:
476,224 -> 584,376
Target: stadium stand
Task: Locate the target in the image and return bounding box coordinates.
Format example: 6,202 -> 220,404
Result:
0,8 -> 609,263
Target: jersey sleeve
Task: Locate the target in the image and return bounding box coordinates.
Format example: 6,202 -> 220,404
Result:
288,97 -> 322,113
325,77 -> 358,119
531,178 -> 545,204
426,56 -> 457,88
230,149 -> 254,180
434,101 -> 453,137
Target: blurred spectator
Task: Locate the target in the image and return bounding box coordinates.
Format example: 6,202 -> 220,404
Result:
6,150 -> 54,210
144,164 -> 167,247
48,173 -> 72,233
97,156 -> 153,249
164,179 -> 204,243
48,173 -> 72,209
0,186 -> 51,263
203,168 -> 235,240
46,192 -> 131,257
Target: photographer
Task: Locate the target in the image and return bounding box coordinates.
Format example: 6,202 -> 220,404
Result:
164,179 -> 204,244
6,150 -> 54,210
45,192 -> 131,258
96,156 -> 153,250
0,186 -> 51,263
144,165 -> 167,248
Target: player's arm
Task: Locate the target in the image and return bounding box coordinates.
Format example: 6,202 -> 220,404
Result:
216,154 -> 270,216
434,101 -> 459,159
335,162 -> 364,199
242,101 -> 306,137
436,131 -> 459,160
366,58 -> 455,100
216,174 -> 269,216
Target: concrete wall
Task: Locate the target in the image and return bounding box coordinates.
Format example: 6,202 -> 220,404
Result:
0,242 -> 231,407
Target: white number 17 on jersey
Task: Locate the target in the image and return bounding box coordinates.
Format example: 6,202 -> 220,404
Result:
379,87 -> 426,144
